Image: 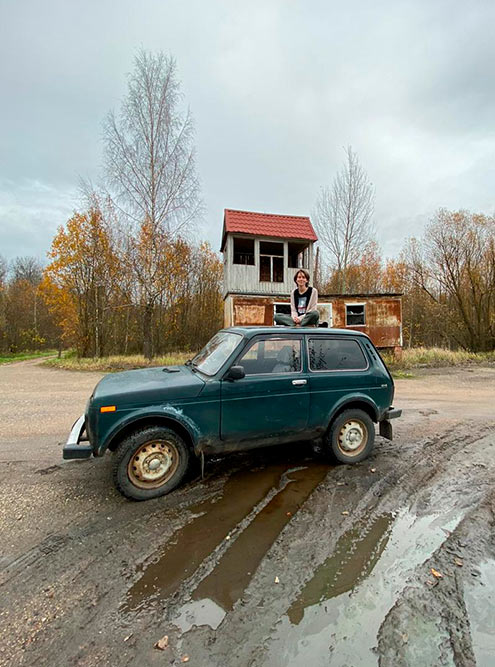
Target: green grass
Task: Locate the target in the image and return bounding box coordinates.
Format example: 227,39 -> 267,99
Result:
38,345 -> 495,374
42,351 -> 192,372
390,369 -> 416,380
383,346 -> 495,372
0,350 -> 57,364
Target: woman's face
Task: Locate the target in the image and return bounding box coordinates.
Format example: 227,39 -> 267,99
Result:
296,272 -> 308,288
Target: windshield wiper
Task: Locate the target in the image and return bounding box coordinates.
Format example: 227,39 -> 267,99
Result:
185,359 -> 200,372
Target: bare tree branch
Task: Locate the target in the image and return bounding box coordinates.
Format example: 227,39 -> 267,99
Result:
103,50 -> 203,237
314,146 -> 375,292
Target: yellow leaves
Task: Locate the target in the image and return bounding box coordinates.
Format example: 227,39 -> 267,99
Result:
42,206 -> 224,355
430,568 -> 443,579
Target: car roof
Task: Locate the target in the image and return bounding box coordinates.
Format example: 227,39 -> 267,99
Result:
223,326 -> 370,339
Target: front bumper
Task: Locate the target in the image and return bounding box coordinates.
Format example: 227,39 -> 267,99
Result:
379,406 -> 402,441
63,415 -> 93,459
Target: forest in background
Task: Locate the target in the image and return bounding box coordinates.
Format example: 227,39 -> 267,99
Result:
1,206 -> 494,357
1,51 -> 494,358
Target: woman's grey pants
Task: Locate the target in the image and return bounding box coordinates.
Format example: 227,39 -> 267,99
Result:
274,311 -> 320,326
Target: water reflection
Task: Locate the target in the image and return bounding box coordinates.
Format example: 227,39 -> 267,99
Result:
122,464 -> 289,613
288,513 -> 393,625
265,507 -> 464,667
191,465 -> 330,613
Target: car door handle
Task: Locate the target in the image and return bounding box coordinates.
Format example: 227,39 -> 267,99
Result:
292,379 -> 307,386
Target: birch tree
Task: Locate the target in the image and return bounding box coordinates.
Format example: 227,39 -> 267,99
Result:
104,50 -> 201,235
103,50 -> 202,358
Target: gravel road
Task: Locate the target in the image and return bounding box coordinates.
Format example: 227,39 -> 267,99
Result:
0,360 -> 494,666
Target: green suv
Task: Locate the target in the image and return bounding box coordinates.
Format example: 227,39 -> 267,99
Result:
64,327 -> 401,500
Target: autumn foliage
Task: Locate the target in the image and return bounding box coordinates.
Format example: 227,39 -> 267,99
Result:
40,207 -> 223,358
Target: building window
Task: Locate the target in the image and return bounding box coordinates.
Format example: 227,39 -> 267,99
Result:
259,241 -> 284,282
346,304 -> 365,326
288,242 -> 308,268
233,237 -> 255,265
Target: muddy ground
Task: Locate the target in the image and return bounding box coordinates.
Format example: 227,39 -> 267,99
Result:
0,360 -> 494,666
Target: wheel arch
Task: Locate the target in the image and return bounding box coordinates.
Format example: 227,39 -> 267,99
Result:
105,416 -> 196,455
326,397 -> 379,434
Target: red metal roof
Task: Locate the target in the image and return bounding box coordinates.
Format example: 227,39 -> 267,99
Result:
221,209 -> 317,250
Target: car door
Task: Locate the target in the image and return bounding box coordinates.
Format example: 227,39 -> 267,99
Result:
307,336 -> 374,429
220,336 -> 309,443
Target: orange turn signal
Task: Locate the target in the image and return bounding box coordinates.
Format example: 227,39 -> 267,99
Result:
100,406 -> 116,413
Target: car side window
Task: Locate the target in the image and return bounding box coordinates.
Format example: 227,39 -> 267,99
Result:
238,339 -> 301,375
308,338 -> 368,371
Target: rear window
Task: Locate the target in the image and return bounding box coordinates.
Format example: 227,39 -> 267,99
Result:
308,338 -> 368,371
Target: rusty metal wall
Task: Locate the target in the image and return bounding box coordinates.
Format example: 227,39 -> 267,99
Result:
331,297 -> 402,348
225,294 -> 402,348
229,296 -> 285,326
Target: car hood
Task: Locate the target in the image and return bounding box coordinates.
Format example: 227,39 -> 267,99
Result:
91,365 -> 205,407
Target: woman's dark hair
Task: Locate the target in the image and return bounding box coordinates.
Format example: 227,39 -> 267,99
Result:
293,269 -> 310,286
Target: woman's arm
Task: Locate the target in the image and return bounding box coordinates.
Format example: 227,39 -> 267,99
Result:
290,290 -> 298,320
307,287 -> 318,313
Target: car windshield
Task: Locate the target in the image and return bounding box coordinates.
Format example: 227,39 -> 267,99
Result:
191,331 -> 243,376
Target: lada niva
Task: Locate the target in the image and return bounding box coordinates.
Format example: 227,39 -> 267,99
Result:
64,327 -> 401,500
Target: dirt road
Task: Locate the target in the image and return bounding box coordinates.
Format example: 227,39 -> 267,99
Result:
0,361 -> 494,666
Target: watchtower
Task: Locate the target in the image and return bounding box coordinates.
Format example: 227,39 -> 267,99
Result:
220,208 -> 402,352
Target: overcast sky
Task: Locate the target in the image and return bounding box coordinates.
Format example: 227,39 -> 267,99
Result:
1,0 -> 494,265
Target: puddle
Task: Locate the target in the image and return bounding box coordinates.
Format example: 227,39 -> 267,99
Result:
123,461 -> 329,613
464,559 -> 495,666
288,512 -> 393,625
188,465 -> 330,617
174,598 -> 226,633
122,465 -> 288,613
263,507 -> 465,667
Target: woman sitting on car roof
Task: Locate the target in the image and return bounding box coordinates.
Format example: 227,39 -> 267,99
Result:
274,269 -> 319,327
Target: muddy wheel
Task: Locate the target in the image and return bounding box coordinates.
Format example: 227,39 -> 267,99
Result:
327,409 -> 375,463
112,426 -> 190,501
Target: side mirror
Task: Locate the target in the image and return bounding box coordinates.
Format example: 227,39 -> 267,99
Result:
225,365 -> 245,381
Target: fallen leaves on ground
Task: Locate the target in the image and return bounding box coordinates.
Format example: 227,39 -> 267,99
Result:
430,568 -> 444,579
154,635 -> 169,650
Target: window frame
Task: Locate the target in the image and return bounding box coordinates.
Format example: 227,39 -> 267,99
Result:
307,336 -> 369,373
233,335 -> 304,377
232,236 -> 255,266
345,303 -> 366,327
259,241 -> 285,283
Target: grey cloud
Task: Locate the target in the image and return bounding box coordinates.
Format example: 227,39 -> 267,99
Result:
1,0 -> 494,263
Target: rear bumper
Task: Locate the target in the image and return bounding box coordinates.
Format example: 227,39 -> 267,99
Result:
63,415 -> 92,459
379,406 -> 402,441
383,407 -> 402,420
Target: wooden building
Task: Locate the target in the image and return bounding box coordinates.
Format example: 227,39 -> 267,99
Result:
221,209 -> 402,351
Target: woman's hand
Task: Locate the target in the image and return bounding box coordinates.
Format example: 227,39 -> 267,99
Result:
293,315 -> 301,324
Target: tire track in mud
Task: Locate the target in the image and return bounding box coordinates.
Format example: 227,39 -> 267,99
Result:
121,463 -> 330,614
0,457 -> 330,667
172,421 -> 495,667
0,478 -> 229,666
377,492 -> 495,667
1,420 -> 493,667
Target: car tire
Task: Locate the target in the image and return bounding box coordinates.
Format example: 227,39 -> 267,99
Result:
112,426 -> 190,501
327,409 -> 375,463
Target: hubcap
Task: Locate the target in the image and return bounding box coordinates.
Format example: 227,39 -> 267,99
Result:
338,420 -> 367,455
128,440 -> 179,489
